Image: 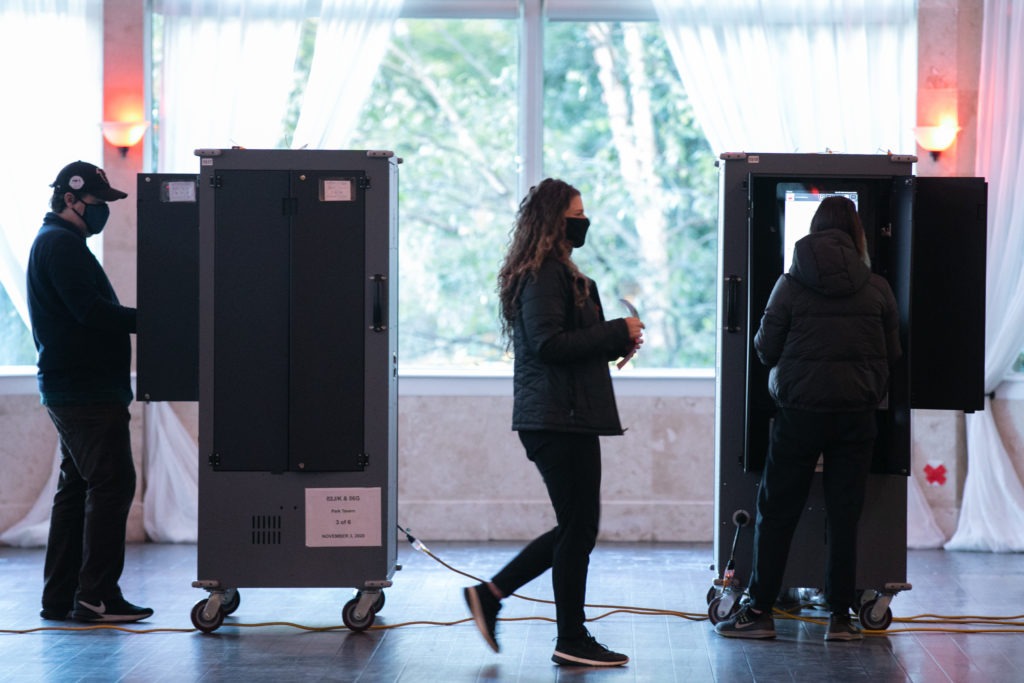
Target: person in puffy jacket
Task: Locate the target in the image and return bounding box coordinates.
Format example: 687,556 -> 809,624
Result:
463,178 -> 644,667
716,196 -> 901,642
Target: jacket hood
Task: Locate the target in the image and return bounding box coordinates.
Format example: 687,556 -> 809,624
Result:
789,229 -> 871,297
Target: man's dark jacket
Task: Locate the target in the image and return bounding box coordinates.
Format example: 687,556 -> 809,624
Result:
27,213 -> 136,405
512,258 -> 632,434
754,229 -> 902,412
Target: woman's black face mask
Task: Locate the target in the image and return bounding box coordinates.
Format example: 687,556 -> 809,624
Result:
565,216 -> 590,248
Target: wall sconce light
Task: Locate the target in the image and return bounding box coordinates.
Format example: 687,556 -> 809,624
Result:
913,120 -> 961,161
100,120 -> 150,157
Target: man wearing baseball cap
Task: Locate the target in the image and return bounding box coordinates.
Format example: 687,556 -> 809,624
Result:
26,160 -> 153,623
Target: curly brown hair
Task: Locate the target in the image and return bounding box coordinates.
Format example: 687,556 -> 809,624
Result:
497,178 -> 590,343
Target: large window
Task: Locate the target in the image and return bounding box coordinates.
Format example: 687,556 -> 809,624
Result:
0,288 -> 34,367
149,2 -> 1024,384
347,8 -> 717,369
149,1 -> 718,371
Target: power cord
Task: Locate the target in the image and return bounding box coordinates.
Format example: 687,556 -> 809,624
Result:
397,524 -> 708,622
5,526 -> 1024,635
396,526 -> 1024,635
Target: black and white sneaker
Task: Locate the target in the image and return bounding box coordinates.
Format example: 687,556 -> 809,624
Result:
552,632 -> 629,667
72,596 -> 154,623
714,604 -> 776,639
463,583 -> 501,652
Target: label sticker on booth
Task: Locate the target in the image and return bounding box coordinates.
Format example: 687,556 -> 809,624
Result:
320,178 -> 354,202
162,181 -> 196,203
305,487 -> 382,547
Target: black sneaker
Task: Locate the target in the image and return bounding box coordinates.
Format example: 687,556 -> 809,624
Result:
552,632 -> 629,667
714,604 -> 776,639
72,596 -> 154,623
463,583 -> 500,652
40,606 -> 71,621
825,612 -> 863,641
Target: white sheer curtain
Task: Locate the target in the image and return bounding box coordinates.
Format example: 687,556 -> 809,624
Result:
0,444 -> 60,547
945,0 -> 1024,552
290,0 -> 403,149
906,472 -> 946,548
155,0 -> 314,172
0,0 -> 103,334
0,0 -> 102,547
651,0 -> 917,155
143,0 -> 403,541
144,403 -> 199,543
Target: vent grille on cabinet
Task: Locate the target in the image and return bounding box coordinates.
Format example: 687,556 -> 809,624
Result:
251,515 -> 282,545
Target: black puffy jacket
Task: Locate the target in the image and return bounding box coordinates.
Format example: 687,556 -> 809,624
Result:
754,229 -> 902,412
512,258 -> 632,434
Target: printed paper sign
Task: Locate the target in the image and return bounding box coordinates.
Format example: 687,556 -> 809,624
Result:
164,181 -> 196,203
320,178 -> 354,202
305,487 -> 382,547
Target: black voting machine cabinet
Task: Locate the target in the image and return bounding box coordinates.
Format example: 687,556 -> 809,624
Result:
137,149 -> 399,633
711,153 -> 986,629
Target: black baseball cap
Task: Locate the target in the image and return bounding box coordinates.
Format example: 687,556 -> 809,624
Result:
51,161 -> 128,201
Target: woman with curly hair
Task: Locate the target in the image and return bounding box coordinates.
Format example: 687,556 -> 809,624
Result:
463,178 -> 644,667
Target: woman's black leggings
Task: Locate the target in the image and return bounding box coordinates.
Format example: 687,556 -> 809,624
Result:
492,430 -> 602,639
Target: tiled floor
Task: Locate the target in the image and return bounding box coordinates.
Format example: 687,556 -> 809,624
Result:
1,540 -> 1023,682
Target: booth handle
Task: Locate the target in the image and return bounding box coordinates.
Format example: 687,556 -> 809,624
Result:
724,275 -> 742,332
371,274 -> 387,332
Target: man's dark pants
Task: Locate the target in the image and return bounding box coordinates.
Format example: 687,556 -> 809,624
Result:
42,403 -> 136,612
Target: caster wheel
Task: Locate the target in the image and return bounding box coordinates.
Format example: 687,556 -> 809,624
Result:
372,591 -> 385,613
707,596 -> 722,624
707,596 -> 739,625
858,599 -> 893,630
706,586 -> 717,605
342,597 -> 376,632
191,599 -> 225,633
855,589 -> 877,610
222,589 -> 241,616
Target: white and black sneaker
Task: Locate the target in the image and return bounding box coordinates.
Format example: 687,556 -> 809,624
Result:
552,632 -> 629,667
72,596 -> 154,623
714,604 -> 776,639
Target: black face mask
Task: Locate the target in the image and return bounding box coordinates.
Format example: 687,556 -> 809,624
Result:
565,216 -> 590,248
72,199 -> 111,235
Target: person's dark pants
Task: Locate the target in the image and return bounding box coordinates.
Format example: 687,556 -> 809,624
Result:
491,431 -> 601,640
748,408 -> 876,615
42,404 -> 136,612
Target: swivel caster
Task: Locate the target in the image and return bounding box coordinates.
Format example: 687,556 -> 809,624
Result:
342,597 -> 376,632
190,598 -> 225,634
858,599 -> 893,630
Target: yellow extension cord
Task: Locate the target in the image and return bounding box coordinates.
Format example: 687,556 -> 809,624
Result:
4,534 -> 1024,636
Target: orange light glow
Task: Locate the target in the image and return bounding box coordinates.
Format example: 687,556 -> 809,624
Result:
913,119 -> 961,154
100,120 -> 150,155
